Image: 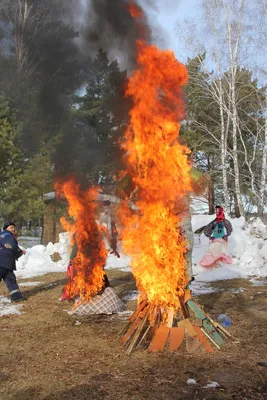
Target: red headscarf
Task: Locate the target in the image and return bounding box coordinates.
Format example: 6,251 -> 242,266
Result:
215,206 -> 225,223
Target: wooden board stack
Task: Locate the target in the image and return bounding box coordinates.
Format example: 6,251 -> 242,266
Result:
121,288 -> 236,355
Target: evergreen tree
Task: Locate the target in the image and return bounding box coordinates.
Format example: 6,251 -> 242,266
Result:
0,94 -> 53,222
75,49 -> 130,187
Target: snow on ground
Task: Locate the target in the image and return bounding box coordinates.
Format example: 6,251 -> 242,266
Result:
13,215 -> 267,284
192,215 -> 267,282
0,296 -> 24,316
106,251 -> 131,271
1,214 -> 267,316
19,282 -> 42,287
16,233 -> 71,279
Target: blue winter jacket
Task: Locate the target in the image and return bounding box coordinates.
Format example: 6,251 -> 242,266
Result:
0,230 -> 23,271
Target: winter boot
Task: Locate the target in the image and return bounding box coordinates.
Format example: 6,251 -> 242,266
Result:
10,291 -> 23,302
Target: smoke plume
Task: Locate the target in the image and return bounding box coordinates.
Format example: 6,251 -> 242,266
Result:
79,0 -> 152,70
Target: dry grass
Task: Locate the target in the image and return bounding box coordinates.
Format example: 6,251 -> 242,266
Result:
1,270 -> 267,400
208,278 -> 253,290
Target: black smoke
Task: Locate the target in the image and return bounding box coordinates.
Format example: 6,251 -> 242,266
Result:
0,0 -> 158,185
80,0 -> 152,70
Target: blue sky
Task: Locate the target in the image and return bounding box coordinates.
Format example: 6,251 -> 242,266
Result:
143,0 -> 201,62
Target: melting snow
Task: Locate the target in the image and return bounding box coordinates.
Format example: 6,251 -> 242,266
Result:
0,296 -> 24,316
187,379 -> 197,385
204,381 -> 220,388
18,281 -> 42,287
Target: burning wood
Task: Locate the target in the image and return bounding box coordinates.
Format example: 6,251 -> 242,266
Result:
55,178 -> 124,315
121,287 -> 235,354
118,4 -> 232,353
55,179 -> 108,303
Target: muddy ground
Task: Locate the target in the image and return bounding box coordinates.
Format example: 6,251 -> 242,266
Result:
1,270 -> 267,400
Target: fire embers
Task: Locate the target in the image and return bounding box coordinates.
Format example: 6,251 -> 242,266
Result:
55,178 -> 108,303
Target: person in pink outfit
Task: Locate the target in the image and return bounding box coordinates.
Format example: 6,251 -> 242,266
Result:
200,206 -> 233,268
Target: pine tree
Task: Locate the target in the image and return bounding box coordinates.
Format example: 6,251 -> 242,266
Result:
75,49 -> 130,186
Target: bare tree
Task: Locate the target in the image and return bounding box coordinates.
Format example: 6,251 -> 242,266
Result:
255,0 -> 267,217
177,0 -> 267,217
0,0 -> 74,77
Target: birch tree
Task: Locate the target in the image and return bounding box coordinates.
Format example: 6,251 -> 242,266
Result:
177,0 -> 262,217
255,0 -> 267,217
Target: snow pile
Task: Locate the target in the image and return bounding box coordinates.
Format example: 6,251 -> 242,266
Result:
105,249 -> 131,271
13,215 -> 267,283
248,217 -> 267,239
192,215 -> 267,283
14,231 -> 130,280
16,233 -> 71,279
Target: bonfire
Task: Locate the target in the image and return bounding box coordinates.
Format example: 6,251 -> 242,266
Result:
55,178 -> 124,315
119,3 -> 233,354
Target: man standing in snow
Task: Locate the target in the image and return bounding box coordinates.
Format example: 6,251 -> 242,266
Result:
0,222 -> 26,302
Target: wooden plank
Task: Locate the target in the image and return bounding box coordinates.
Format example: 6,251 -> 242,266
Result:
202,311 -> 238,342
184,288 -> 192,303
186,299 -> 206,320
145,325 -> 157,343
169,327 -> 184,351
121,317 -> 142,344
178,319 -> 197,337
126,308 -> 150,355
184,319 -> 198,337
167,308 -> 174,328
178,319 -> 202,354
190,317 -> 203,327
208,317 -> 234,338
178,296 -> 190,319
185,333 -> 203,354
193,326 -> 214,353
186,300 -> 224,346
201,327 -> 220,349
136,326 -> 151,349
139,305 -> 149,319
149,325 -> 170,352
145,309 -> 160,343
202,319 -> 224,346
129,300 -> 147,322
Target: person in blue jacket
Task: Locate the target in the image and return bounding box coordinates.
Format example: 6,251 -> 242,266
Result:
0,222 -> 26,302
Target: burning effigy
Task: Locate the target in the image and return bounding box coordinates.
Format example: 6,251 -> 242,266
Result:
118,3 -> 233,354
55,178 -> 124,315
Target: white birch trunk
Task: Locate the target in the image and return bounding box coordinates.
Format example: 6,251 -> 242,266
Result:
225,0 -> 245,217
218,81 -> 230,214
259,92 -> 267,217
231,88 -> 244,216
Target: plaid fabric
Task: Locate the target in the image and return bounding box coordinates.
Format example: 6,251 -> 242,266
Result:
69,287 -> 125,315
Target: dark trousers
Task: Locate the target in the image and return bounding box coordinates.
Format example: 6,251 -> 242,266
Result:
0,268 -> 22,301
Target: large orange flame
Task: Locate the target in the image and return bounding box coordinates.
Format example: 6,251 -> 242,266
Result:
55,178 -> 107,303
119,39 -> 191,311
